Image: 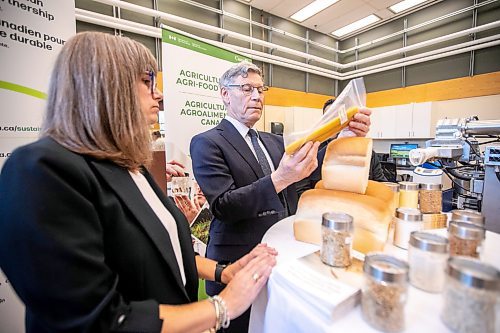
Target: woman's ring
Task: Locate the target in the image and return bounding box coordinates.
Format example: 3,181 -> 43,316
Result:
252,272 -> 260,282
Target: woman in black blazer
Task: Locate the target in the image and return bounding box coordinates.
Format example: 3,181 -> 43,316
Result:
0,31 -> 276,333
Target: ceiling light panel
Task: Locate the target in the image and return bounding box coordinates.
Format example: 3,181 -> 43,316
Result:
332,14 -> 381,38
290,0 -> 340,23
389,0 -> 427,14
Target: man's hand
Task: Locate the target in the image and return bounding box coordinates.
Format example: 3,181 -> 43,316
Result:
166,160 -> 185,182
271,141 -> 320,193
339,107 -> 372,137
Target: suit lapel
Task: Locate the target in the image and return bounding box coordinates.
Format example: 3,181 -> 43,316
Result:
88,160 -> 189,299
259,132 -> 283,170
218,119 -> 264,178
141,169 -> 198,299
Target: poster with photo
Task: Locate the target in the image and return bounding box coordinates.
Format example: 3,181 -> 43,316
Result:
161,26 -> 250,255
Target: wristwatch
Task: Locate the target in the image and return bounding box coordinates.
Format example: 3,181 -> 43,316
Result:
215,263 -> 228,284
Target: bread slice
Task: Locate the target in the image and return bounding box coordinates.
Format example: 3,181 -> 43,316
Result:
321,137 -> 373,194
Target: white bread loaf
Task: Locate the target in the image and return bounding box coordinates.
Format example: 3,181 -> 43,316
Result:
322,137 -> 373,194
294,187 -> 392,254
316,179 -> 395,214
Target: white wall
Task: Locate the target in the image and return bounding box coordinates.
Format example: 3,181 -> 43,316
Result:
434,94 -> 500,120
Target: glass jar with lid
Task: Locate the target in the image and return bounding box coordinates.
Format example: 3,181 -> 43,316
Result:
448,221 -> 485,258
394,208 -> 423,249
408,231 -> 449,293
441,257 -> 500,333
382,182 -> 400,213
450,209 -> 485,227
422,213 -> 448,230
419,183 -> 442,213
399,182 -> 419,209
320,212 -> 353,268
361,253 -> 409,333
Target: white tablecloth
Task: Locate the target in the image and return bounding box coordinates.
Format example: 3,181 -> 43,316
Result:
249,216 -> 500,333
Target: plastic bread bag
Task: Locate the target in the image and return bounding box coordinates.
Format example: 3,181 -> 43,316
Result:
284,78 -> 366,155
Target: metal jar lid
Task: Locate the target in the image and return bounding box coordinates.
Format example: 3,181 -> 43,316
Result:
419,183 -> 442,191
448,221 -> 485,240
409,231 -> 449,253
450,209 -> 485,226
447,257 -> 500,291
322,212 -> 353,232
399,181 -> 419,191
363,253 -> 409,284
396,208 -> 423,221
382,182 -> 400,192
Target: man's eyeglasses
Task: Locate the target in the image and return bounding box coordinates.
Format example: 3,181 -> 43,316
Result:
145,70 -> 158,96
226,83 -> 268,96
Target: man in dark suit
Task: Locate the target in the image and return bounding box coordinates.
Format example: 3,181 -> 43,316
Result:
190,62 -> 371,332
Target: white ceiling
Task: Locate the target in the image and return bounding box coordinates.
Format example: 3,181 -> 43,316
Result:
245,0 -> 438,39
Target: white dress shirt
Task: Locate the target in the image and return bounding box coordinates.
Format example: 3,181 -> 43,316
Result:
225,116 -> 276,172
129,171 -> 186,285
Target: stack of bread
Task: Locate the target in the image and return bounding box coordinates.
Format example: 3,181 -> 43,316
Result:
293,137 -> 394,254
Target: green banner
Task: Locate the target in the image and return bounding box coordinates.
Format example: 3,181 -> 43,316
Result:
162,29 -> 251,63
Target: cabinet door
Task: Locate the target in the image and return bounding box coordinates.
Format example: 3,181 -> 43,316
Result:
367,107 -> 383,138
378,106 -> 397,138
395,104 -> 413,139
412,102 -> 434,138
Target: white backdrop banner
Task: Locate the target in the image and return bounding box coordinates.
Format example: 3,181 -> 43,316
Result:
0,0 -> 75,331
0,0 -> 75,167
161,27 -> 250,173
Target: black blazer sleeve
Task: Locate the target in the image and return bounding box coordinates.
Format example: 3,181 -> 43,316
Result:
0,140 -> 180,332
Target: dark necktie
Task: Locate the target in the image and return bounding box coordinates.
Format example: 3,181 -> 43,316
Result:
248,129 -> 289,217
248,129 -> 272,176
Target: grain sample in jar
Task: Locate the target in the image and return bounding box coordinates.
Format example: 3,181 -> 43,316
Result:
418,183 -> 442,213
399,182 -> 419,209
448,221 -> 485,258
382,182 -> 400,213
320,212 -> 353,268
394,208 -> 423,249
408,231 -> 449,293
450,209 -> 485,227
362,253 -> 409,333
441,257 -> 500,333
422,213 -> 448,230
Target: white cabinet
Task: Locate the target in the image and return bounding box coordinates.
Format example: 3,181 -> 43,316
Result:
395,105 -> 413,138
379,106 -> 397,138
369,106 -> 397,138
368,102 -> 436,139
412,102 -> 437,138
367,108 -> 381,138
